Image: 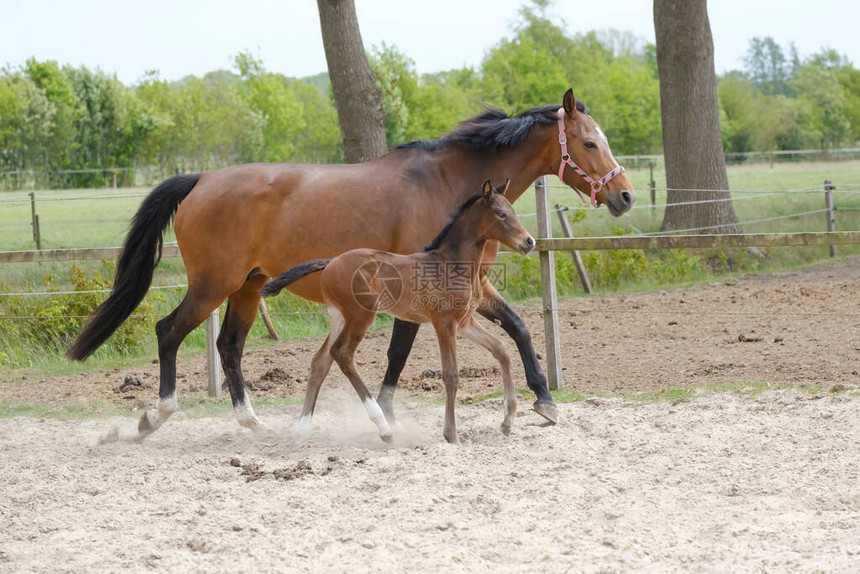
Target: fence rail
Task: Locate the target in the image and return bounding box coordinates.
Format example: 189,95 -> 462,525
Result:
536,231 -> 860,251
0,245 -> 180,264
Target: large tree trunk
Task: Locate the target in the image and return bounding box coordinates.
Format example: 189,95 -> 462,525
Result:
317,0 -> 388,163
654,0 -> 740,233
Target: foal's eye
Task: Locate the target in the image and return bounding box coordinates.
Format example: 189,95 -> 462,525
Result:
496,211 -> 507,220
584,141 -> 598,150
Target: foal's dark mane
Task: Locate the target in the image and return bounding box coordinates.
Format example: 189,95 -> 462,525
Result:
423,193 -> 483,252
398,99 -> 590,153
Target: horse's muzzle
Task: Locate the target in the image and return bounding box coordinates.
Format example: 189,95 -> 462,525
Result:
606,190 -> 635,216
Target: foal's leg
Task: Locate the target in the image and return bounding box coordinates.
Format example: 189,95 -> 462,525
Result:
460,317 -> 517,436
477,283 -> 558,424
434,321 -> 460,444
138,288 -> 222,438
294,306 -> 342,441
330,310 -> 392,442
218,273 -> 269,430
376,319 -> 421,423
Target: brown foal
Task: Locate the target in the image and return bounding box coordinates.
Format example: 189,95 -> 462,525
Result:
262,180 -> 534,444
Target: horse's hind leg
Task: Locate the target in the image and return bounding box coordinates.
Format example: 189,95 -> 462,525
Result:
460,317 -> 516,436
218,273 -> 269,430
377,319 -> 421,423
330,311 -> 392,443
138,290 -> 222,438
295,307 -> 342,442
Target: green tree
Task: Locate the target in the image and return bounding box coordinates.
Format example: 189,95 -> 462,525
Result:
234,52 -> 305,162
23,59 -> 79,174
403,69 -> 481,141
0,71 -> 55,175
369,43 -> 415,148
792,62 -> 850,148
743,37 -> 794,96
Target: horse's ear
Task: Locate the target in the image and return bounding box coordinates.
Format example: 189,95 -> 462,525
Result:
495,178 -> 510,195
563,89 -> 576,117
482,179 -> 493,199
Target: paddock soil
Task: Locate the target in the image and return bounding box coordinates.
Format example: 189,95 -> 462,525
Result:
1,257 -> 859,572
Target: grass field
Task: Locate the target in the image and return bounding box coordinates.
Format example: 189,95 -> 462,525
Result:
1,160 -> 859,374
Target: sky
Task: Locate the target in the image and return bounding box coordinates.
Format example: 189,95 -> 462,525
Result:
2,0 -> 858,85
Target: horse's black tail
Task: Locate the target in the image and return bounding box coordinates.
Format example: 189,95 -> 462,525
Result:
262,259 -> 331,298
66,174 -> 200,361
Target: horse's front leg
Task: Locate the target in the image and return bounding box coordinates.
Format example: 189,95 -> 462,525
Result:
477,282 -> 558,425
434,321 -> 460,444
376,318 -> 421,422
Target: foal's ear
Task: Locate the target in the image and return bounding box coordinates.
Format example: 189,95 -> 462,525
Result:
495,178 -> 510,195
482,179 -> 493,199
563,88 -> 577,117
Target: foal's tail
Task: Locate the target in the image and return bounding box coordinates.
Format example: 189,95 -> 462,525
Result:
66,174 -> 200,361
262,259 -> 331,298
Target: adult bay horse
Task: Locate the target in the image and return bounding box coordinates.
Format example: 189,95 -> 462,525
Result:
67,89 -> 634,438
262,180 -> 535,444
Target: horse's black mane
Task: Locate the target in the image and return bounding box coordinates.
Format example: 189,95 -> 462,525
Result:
423,193 -> 483,252
397,99 -> 589,152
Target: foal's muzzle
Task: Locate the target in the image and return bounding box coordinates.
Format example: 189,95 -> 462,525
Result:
519,235 -> 536,255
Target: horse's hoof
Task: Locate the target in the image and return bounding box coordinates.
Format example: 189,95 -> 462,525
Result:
501,424 -> 511,437
380,433 -> 394,444
532,401 -> 558,425
137,410 -> 157,434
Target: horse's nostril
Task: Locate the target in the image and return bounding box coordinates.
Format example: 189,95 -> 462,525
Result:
621,191 -> 634,206
527,236 -> 535,248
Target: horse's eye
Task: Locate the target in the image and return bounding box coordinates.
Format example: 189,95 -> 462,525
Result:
584,141 -> 597,150
496,211 -> 507,220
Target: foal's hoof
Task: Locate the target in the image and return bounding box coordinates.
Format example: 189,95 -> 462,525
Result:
532,401 -> 558,425
500,424 -> 511,437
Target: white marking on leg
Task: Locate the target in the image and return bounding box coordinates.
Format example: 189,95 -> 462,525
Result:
365,397 -> 392,440
158,393 -> 178,417
235,394 -> 265,430
296,414 -> 313,442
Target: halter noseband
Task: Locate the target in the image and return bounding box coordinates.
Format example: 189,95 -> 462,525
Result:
557,107 -> 625,207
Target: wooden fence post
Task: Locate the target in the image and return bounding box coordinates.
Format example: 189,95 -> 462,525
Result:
824,180 -> 836,257
29,192 -> 41,250
554,203 -> 592,294
258,300 -> 280,341
649,162 -> 656,214
535,176 -> 563,390
206,309 -> 222,398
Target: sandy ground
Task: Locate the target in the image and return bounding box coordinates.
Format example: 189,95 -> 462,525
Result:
2,257 -> 860,572
1,391 -> 859,572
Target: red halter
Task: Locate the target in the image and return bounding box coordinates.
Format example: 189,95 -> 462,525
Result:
557,108 -> 625,207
